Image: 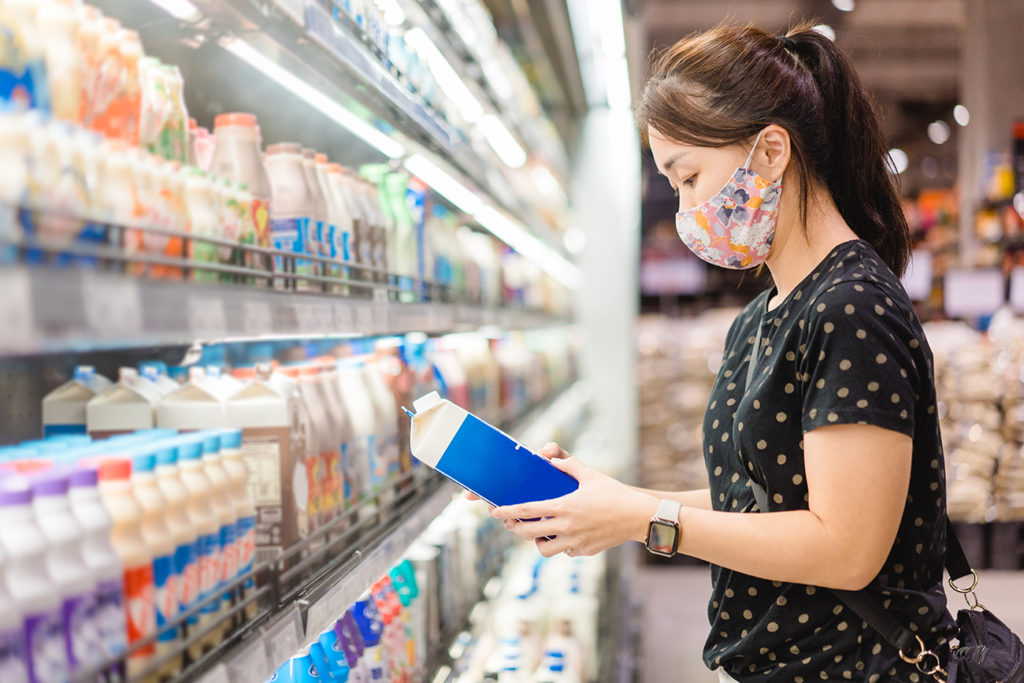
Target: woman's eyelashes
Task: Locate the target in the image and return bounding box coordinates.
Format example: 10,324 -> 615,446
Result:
681,173 -> 697,188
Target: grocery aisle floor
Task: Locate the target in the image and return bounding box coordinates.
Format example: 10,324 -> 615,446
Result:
636,565 -> 1024,683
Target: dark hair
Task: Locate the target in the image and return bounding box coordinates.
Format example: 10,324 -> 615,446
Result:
635,22 -> 911,277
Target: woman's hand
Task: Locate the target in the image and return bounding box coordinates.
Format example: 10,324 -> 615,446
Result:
489,445 -> 658,557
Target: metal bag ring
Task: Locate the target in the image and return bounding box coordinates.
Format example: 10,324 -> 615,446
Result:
915,650 -> 945,676
948,569 -> 979,594
899,635 -> 927,664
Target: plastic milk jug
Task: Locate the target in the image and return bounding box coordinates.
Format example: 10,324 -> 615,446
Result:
153,442 -> 199,635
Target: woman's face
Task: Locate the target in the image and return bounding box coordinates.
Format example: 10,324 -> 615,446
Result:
648,126 -> 755,214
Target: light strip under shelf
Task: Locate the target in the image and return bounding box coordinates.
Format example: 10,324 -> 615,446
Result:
221,38 -> 407,159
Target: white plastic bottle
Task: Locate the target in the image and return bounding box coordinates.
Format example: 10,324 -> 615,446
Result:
217,429 -> 256,621
176,435 -> 221,658
66,465 -> 127,669
336,357 -> 378,502
130,448 -> 181,677
198,431 -> 237,634
531,651 -> 578,683
264,143 -> 315,289
0,478 -> 69,683
30,471 -> 101,675
153,441 -> 199,637
95,457 -> 156,676
0,557 -> 28,683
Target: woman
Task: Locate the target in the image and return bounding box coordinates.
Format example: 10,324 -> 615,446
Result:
490,22 -> 957,682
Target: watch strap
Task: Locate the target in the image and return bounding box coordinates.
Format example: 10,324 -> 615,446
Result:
654,498 -> 682,524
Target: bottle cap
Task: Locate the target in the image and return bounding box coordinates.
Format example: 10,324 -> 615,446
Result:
97,457 -> 132,482
214,113 -> 258,129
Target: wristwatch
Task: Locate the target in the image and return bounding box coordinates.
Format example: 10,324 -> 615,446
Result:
645,498 -> 682,557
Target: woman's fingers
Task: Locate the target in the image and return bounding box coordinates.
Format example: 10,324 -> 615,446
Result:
491,500 -> 559,521
535,535 -> 575,557
504,517 -> 562,541
539,442 -> 568,460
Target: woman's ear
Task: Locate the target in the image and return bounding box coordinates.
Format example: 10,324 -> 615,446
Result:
759,124 -> 791,182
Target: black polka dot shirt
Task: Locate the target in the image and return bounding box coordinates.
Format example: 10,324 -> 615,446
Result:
701,240 -> 957,681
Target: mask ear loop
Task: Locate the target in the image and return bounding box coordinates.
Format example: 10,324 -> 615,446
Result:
745,129 -> 766,169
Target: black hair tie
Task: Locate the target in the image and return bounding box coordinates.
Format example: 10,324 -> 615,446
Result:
778,35 -> 797,52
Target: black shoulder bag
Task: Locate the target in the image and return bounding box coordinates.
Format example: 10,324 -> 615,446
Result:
744,312 -> 1024,682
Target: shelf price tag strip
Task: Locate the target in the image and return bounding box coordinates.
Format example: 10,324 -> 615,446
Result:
303,485 -> 453,642
81,270 -> 143,342
0,268 -> 35,353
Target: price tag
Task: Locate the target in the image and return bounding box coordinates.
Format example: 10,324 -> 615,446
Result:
333,302 -> 355,332
355,301 -> 374,336
372,288 -> 390,334
81,271 -> 142,341
188,295 -> 229,338
262,605 -> 303,674
195,663 -> 231,683
224,634 -> 272,683
0,268 -> 35,353
294,302 -> 317,332
305,591 -> 337,644
242,300 -> 274,336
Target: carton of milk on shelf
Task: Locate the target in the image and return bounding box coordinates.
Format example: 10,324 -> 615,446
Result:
42,366 -> 112,436
155,367 -> 227,430
406,392 -> 579,507
86,367 -> 163,438
223,364 -> 309,563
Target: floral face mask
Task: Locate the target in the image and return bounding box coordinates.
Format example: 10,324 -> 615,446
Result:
674,130 -> 782,270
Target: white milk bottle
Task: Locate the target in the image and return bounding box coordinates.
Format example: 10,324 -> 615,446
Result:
96,457 -> 156,676
314,155 -> 347,290
129,448 -> 181,677
315,356 -> 350,518
175,435 -> 221,659
0,479 -> 69,683
42,366 -> 112,437
66,465 -> 127,669
224,364 -> 309,562
208,113 -> 272,261
0,559 -> 27,683
30,471 -> 101,675
217,429 -> 257,621
325,163 -> 357,284
300,148 -> 329,279
153,441 -> 198,642
87,367 -> 162,438
198,431 -> 237,639
156,367 -> 226,430
336,357 -> 377,503
364,352 -> 401,483
265,143 -> 315,289
292,364 -> 333,528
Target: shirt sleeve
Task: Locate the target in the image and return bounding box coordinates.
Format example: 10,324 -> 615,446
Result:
796,281 -> 921,437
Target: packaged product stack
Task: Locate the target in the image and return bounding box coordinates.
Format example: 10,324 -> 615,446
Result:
983,311 -> 1024,521
635,311 -> 738,492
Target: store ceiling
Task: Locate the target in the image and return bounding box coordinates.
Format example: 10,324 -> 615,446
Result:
481,0 -> 961,191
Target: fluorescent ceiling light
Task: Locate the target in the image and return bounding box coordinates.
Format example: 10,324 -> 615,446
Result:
404,154 -> 485,215
567,0 -> 630,110
473,206 -> 582,290
478,115 -> 527,169
593,0 -> 626,57
604,55 -> 631,110
404,28 -> 484,124
221,38 -> 405,159
149,0 -> 201,21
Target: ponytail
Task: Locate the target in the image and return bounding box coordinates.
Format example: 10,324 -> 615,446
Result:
781,25 -> 911,276
636,21 -> 912,276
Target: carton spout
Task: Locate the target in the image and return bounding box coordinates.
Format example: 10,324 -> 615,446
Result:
412,391 -> 443,414
402,407 -> 414,418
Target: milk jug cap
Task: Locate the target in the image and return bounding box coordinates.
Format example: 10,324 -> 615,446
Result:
97,458 -> 132,482
131,450 -> 157,474
68,465 -> 99,488
176,437 -> 203,461
153,444 -> 177,467
199,431 -> 220,455
214,113 -> 258,129
0,479 -> 32,506
218,429 -> 243,450
74,365 -> 96,383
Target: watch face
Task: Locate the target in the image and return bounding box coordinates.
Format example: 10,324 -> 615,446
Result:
646,520 -> 678,556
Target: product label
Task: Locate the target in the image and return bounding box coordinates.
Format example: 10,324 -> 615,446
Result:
174,542 -> 197,614
124,564 -> 156,658
95,578 -> 127,659
62,592 -> 101,669
42,424 -> 87,437
24,608 -> 67,683
220,523 -> 238,600
0,625 -> 28,682
152,554 -> 178,643
198,532 -> 220,615
368,433 -> 385,492
271,216 -> 313,282
243,424 -> 302,554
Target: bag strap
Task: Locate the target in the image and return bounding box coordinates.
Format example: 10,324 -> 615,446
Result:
742,302 -> 971,657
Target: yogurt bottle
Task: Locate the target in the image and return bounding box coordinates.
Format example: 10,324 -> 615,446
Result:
313,155 -> 346,288
0,557 -> 28,683
66,464 -> 127,668
265,143 -> 315,289
208,113 -> 271,267
199,431 -> 238,633
315,357 -> 351,517
183,169 -> 220,283
176,436 -> 221,658
153,442 -> 198,637
0,478 -> 70,683
37,3 -> 81,123
324,163 -> 356,285
129,448 -> 180,675
95,457 -> 155,674
350,593 -> 386,681
217,429 -> 256,621
30,471 -> 101,674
